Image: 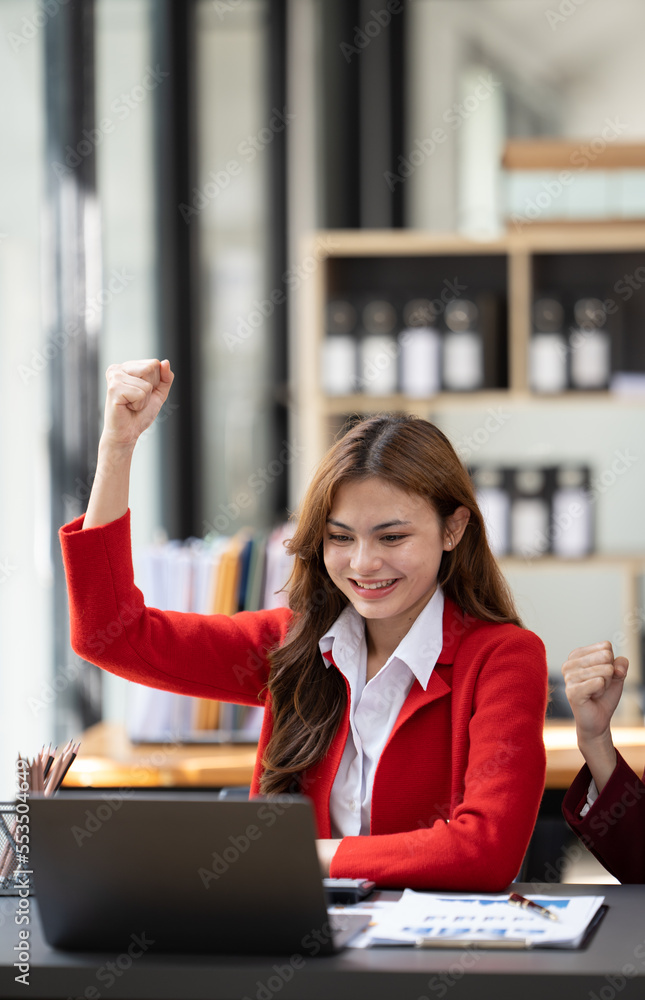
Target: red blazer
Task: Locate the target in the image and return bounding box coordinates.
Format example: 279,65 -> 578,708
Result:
60,510 -> 548,891
563,752 -> 645,883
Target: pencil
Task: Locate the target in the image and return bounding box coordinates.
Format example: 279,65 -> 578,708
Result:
44,742 -> 71,797
53,742 -> 80,792
43,744 -> 55,780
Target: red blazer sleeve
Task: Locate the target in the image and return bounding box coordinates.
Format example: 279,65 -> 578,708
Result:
563,751 -> 645,883
59,511 -> 291,705
330,628 -> 547,891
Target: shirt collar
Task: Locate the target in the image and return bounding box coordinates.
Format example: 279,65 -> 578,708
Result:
319,586 -> 444,691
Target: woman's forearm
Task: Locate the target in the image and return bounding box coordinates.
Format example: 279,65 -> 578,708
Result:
83,441 -> 136,529
577,730 -> 617,793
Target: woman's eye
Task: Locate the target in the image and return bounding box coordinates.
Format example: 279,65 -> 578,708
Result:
328,533 -> 351,543
382,534 -> 407,543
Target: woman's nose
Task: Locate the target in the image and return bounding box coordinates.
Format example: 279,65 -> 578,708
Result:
349,540 -> 382,574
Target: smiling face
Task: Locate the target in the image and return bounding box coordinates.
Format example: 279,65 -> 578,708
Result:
323,477 -> 459,632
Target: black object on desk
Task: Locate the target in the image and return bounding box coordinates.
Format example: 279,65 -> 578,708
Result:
29,793 -> 368,955
324,877 -> 376,904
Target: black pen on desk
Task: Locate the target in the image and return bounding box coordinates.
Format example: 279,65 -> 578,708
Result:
508,892 -> 559,922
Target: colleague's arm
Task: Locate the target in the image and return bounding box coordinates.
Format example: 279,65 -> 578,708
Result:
562,642 -> 645,882
562,641 -> 628,792
84,359 -> 174,529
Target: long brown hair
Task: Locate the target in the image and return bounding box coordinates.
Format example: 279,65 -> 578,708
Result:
260,413 -> 521,795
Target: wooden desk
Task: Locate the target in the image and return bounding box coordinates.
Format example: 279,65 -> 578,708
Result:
2,885 -> 645,999
62,723 -> 258,788
61,722 -> 645,790
543,724 -> 645,788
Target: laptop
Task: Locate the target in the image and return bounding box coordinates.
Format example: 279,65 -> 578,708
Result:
30,792 -> 370,955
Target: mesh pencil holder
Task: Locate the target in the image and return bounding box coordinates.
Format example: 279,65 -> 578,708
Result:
0,802 -> 29,895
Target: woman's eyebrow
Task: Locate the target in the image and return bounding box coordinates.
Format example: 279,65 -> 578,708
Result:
326,518 -> 412,532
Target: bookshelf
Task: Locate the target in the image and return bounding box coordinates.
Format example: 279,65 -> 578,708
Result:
296,224 -> 645,720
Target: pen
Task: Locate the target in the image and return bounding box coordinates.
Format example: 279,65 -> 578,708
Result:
507,892 -> 559,922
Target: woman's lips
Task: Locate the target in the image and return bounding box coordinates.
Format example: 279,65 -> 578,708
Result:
349,578 -> 400,599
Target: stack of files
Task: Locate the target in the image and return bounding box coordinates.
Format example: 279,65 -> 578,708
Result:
355,889 -> 606,949
125,525 -> 294,744
262,523 -> 295,610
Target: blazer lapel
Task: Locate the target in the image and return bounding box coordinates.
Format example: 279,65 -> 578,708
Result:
386,596 -> 464,740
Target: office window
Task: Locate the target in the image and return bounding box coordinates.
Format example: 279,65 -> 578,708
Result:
196,0 -> 284,538
0,1 -> 48,798
93,0 -> 161,725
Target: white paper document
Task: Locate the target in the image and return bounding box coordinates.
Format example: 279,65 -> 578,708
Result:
350,890 -> 605,949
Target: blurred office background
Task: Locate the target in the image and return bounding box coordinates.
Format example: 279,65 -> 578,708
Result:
2,0 -> 645,798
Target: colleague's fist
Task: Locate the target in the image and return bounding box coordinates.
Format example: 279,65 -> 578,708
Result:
101,359 -> 174,449
562,641 -> 628,741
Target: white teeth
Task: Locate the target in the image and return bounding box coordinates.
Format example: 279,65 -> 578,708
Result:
354,579 -> 396,590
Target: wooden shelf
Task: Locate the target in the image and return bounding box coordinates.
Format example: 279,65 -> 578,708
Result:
302,223 -> 645,468
312,224 -> 645,257
319,391 -> 645,416
502,139 -> 645,171
293,222 -> 645,692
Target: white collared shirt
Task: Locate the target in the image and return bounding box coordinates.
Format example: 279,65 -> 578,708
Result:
318,586 -> 445,838
580,780 -> 599,818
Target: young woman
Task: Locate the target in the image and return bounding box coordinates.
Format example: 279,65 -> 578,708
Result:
562,642 -> 645,882
60,359 -> 548,891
